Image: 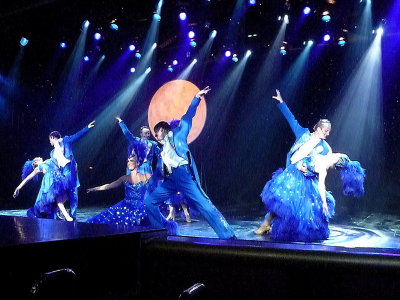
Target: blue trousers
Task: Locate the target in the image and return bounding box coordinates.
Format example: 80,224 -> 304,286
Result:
145,165 -> 235,239
61,162 -> 79,219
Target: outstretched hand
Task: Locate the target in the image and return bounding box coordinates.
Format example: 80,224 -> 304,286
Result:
88,120 -> 96,128
86,188 -> 96,193
196,86 -> 211,98
272,89 -> 283,103
115,116 -> 122,123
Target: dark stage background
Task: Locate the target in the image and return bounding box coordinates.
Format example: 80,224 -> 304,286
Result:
1,0 -> 399,219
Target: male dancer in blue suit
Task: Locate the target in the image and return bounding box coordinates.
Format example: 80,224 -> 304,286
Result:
49,120 -> 95,220
145,86 -> 236,239
115,117 -> 160,175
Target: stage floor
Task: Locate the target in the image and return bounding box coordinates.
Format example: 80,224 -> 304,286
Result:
1,207 -> 400,250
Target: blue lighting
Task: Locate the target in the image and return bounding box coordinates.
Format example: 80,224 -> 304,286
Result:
225,50 -> 232,57
83,56 -> 89,61
145,67 -> 151,74
232,55 -> 238,62
129,44 -> 136,51
189,40 -> 197,47
135,52 -> 142,59
377,27 -> 384,36
83,20 -> 90,28
20,37 -> 29,46
60,42 -> 66,48
110,23 -> 119,30
188,31 -> 195,39
323,34 -> 331,41
130,67 -> 136,73
172,60 -> 178,65
303,7 -> 311,15
210,30 -> 217,38
94,33 -> 101,40
245,50 -> 252,56
153,13 -> 161,21
338,39 -> 346,46
280,49 -> 286,55
248,0 -> 256,6
308,40 -> 314,46
179,12 -> 187,21
168,66 -> 173,72
322,15 -> 331,22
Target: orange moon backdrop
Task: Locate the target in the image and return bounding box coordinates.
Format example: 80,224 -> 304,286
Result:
148,80 -> 207,144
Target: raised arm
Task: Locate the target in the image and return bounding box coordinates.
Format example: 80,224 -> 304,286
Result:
116,117 -> 139,143
86,175 -> 125,193
13,168 -> 41,198
65,121 -> 95,144
180,86 -> 210,137
273,89 -> 307,139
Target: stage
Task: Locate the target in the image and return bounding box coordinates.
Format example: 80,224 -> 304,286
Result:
1,208 -> 400,299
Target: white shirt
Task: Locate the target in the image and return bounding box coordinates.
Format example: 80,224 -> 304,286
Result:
53,139 -> 71,168
160,132 -> 188,173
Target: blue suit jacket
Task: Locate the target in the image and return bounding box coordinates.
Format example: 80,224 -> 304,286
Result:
118,121 -> 159,167
278,102 -> 331,167
50,126 -> 90,185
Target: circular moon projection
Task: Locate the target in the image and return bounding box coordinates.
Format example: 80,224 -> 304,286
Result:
148,80 -> 207,144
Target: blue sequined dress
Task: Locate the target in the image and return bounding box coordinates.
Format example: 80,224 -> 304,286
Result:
261,163 -> 335,242
27,159 -> 67,218
86,181 -> 149,226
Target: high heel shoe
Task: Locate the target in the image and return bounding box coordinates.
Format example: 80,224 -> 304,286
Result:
254,224 -> 271,235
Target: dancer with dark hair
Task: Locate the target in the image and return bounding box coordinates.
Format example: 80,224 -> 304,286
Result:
115,117 -> 159,174
255,90 -> 365,242
85,141 -> 151,226
145,86 -> 236,239
49,120 -> 95,220
13,157 -> 73,221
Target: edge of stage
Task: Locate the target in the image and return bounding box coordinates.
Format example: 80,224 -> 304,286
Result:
1,214 -> 400,299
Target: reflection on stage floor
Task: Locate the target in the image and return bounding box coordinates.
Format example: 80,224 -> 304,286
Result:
2,207 -> 400,251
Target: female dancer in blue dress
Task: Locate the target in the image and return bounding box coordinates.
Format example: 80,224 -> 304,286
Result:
85,141 -> 152,226
254,90 -> 365,242
13,157 -> 73,221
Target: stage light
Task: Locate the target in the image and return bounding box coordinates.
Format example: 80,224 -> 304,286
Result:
94,33 -> 101,40
179,12 -> 187,21
188,31 -> 195,39
130,67 -> 136,73
284,15 -> 289,24
377,27 -> 384,36
153,13 -> 161,21
210,30 -> 217,38
338,37 -> 346,46
322,11 -> 331,22
232,54 -> 238,62
280,49 -> 287,55
189,40 -> 197,47
110,23 -> 118,30
152,43 -> 157,49
323,34 -> 331,41
278,16 -> 282,21
245,50 -> 252,56
225,50 -> 232,57
83,56 -> 89,61
60,42 -> 66,48
129,44 -> 136,51
172,60 -> 178,65
135,52 -> 142,59
20,37 -> 29,46
308,40 -> 314,46
193,58 -> 198,64
303,7 -> 311,15
82,20 -> 90,28
145,67 -> 152,74
168,65 -> 173,72
248,0 -> 256,6
101,55 -> 106,60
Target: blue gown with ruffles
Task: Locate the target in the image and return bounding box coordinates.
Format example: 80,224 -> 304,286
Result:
27,159 -> 67,218
86,181 -> 149,226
